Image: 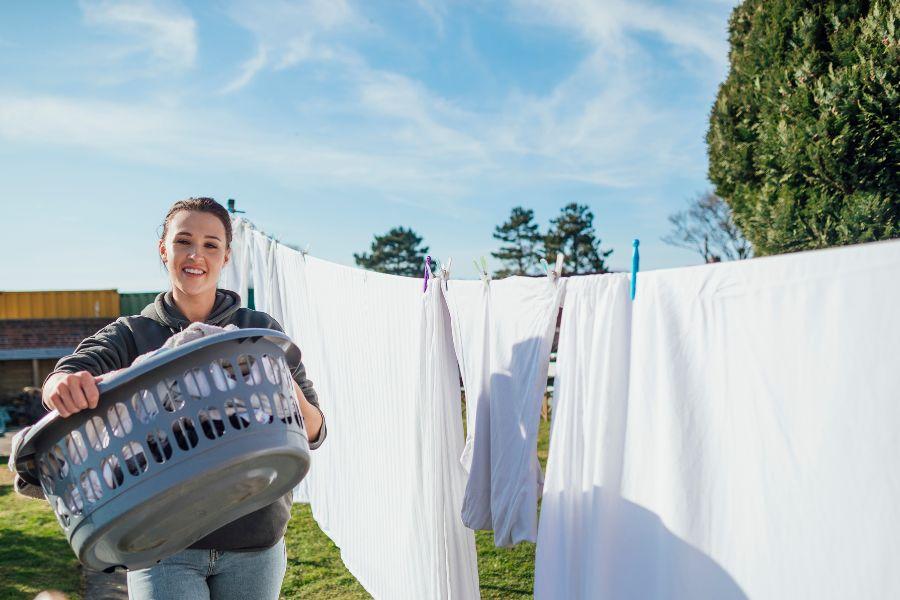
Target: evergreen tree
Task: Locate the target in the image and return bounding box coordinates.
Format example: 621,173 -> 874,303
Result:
354,227 -> 429,276
708,0 -> 899,255
491,206 -> 543,278
544,203 -> 612,274
663,191 -> 753,262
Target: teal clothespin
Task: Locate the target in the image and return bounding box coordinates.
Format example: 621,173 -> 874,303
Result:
631,239 -> 640,300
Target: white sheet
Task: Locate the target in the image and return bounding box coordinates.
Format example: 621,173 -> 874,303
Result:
219,218 -> 251,306
448,275 -> 565,546
536,241 -> 900,599
534,273 -> 635,599
226,229 -> 480,599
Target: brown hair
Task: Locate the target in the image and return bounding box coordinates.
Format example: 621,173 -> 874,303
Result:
160,197 -> 233,247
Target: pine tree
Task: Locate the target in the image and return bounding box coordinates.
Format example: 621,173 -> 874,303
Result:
354,227 -> 429,276
544,203 -> 612,274
708,0 -> 899,255
491,206 -> 543,278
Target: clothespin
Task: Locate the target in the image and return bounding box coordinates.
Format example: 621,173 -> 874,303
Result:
631,239 -> 640,300
301,243 -> 311,257
543,253 -> 566,281
423,255 -> 433,292
472,256 -> 491,284
440,257 -> 452,281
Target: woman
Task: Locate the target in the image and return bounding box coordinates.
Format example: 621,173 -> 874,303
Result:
42,197 -> 326,600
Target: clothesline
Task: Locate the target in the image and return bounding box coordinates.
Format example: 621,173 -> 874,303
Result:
223,218 -> 900,600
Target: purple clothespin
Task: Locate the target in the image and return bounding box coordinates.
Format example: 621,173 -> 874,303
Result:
423,255 -> 432,292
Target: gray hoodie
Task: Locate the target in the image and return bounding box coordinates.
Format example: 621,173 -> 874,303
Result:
49,289 -> 325,552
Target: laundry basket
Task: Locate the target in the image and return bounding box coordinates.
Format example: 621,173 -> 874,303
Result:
14,328 -> 311,572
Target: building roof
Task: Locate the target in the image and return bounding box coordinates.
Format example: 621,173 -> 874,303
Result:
0,318 -> 113,358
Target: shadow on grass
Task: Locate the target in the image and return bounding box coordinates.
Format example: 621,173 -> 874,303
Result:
0,523 -> 82,599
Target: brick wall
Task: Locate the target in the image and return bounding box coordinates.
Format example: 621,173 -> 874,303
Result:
0,318 -> 112,350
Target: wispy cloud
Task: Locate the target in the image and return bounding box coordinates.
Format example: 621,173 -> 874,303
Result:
221,0 -> 365,93
220,45 -> 268,94
4,0 -> 734,219
512,0 -> 730,67
414,0 -> 447,36
0,92 -> 472,211
79,0 -> 197,70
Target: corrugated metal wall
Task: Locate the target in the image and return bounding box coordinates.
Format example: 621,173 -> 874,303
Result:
119,292 -> 160,316
0,290 -> 120,319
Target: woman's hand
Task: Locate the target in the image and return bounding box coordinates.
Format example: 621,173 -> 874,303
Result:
42,371 -> 103,418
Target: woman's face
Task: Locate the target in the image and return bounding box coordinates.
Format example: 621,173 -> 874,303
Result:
159,210 -> 230,297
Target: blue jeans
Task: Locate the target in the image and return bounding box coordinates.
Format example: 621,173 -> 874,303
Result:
126,538 -> 287,600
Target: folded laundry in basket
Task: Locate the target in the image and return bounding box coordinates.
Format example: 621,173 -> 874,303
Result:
132,322 -> 240,366
133,323 -> 269,400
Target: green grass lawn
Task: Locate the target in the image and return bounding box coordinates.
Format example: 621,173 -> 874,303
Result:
282,411 -> 550,599
0,467 -> 83,600
0,410 -> 550,599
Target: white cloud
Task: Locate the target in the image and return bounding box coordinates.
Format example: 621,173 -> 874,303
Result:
80,0 -> 197,70
511,0 -> 729,67
220,45 -> 268,94
5,0 -> 732,222
221,0 -> 365,93
0,93 -> 473,212
414,0 -> 447,36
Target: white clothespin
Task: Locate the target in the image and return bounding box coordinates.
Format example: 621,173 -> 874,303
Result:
440,257 -> 453,280
543,253 -> 565,282
301,243 -> 311,257
473,256 -> 491,285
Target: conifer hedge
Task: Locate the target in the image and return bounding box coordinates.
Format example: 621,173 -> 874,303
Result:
707,0 -> 899,255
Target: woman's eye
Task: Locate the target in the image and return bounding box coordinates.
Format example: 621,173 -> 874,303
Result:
205,243 -> 218,249
176,240 -> 190,245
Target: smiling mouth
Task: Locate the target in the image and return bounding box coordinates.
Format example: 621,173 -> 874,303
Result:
182,267 -> 206,277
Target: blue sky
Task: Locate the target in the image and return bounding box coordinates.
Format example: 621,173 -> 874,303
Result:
1,0 -> 739,291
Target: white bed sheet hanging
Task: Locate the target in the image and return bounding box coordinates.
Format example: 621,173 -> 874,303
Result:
226,232 -> 479,599
219,218 -> 251,306
536,240 -> 900,599
534,273 -> 635,599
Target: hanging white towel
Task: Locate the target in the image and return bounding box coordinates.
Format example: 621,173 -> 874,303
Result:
248,230 -> 274,313
225,233 -> 480,599
448,275 -> 565,546
446,279 -> 493,531
219,219 -> 251,306
536,240 -> 900,599
534,273 -> 634,599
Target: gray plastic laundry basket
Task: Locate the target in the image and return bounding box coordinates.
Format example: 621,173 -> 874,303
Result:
14,328 -> 310,572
